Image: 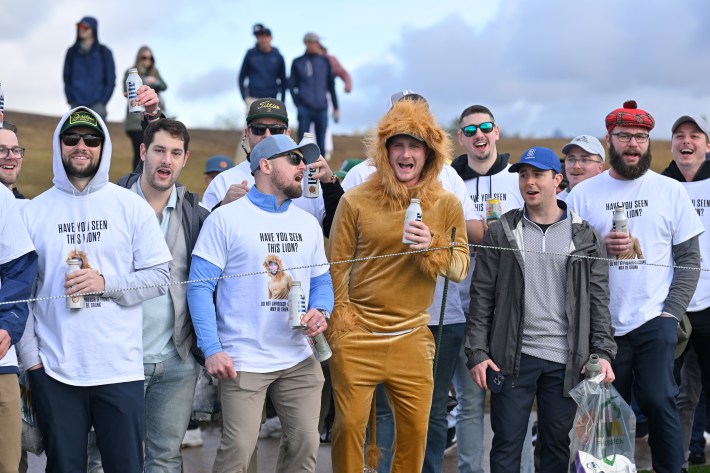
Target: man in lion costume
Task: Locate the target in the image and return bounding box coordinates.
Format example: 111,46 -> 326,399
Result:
263,254 -> 292,299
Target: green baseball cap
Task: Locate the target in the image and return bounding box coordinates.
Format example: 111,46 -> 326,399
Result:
60,108 -> 104,136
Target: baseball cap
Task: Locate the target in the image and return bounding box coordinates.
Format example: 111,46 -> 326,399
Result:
561,135 -> 606,161
60,107 -> 104,136
509,146 -> 561,173
250,135 -> 320,174
253,23 -> 271,36
388,90 -> 427,110
246,98 -> 288,125
304,32 -> 320,43
205,155 -> 233,175
671,115 -> 710,136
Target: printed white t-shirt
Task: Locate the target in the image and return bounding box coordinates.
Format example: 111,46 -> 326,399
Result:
0,186 -> 35,370
192,197 -> 329,372
21,184 -> 172,385
201,160 -> 326,226
679,180 -> 710,312
568,170 -> 704,335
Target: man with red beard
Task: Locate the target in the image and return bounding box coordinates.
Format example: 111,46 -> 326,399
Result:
568,100 -> 704,473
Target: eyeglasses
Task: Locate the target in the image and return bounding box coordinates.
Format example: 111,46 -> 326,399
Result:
461,122 -> 495,137
0,146 -> 25,158
611,132 -> 649,143
249,124 -> 287,136
268,151 -> 306,166
60,133 -> 103,148
565,157 -> 603,166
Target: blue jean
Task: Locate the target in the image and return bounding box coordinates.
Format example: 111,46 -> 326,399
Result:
489,354 -> 576,473
452,344 -> 534,473
613,316 -> 682,473
144,354 -> 199,473
373,324 -> 464,473
297,106 -> 328,154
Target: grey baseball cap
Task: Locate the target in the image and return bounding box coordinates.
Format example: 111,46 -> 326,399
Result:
672,115 -> 710,137
561,134 -> 606,161
249,135 -> 320,174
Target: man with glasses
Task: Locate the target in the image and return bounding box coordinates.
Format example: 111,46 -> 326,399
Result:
450,104 -> 531,473
202,98 -> 343,237
188,134 -> 333,472
568,100 -> 704,473
0,116 -> 29,204
17,99 -> 172,472
63,16 -> 115,119
557,134 -> 605,201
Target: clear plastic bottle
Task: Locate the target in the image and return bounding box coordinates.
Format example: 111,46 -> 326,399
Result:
126,68 -> 145,114
403,198 -> 423,244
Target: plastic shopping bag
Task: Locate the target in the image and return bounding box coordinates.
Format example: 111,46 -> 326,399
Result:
569,374 -> 637,473
191,366 -> 220,422
19,372 -> 44,455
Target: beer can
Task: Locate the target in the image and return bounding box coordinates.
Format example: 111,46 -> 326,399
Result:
66,257 -> 85,310
288,281 -> 307,329
126,68 -> 145,114
309,333 -> 332,362
0,81 -> 4,129
403,198 -> 423,244
486,198 -> 501,223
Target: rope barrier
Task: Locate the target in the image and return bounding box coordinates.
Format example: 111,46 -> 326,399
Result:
1,241 -> 707,306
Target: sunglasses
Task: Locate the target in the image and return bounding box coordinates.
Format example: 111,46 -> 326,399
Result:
60,133 -> 103,148
461,122 -> 495,137
268,151 -> 306,166
140,56 -> 153,61
249,124 -> 287,136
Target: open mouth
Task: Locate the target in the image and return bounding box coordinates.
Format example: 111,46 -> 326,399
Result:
398,162 -> 414,170
474,140 -> 488,149
0,163 -> 16,170
680,148 -> 694,155
156,168 -> 171,177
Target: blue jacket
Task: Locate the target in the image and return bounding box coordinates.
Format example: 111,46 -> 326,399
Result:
238,46 -> 287,101
289,53 -> 338,111
63,16 -> 116,106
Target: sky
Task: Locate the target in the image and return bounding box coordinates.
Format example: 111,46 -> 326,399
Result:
3,0 -> 710,139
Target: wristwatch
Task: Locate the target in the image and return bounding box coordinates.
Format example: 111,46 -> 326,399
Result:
317,308 -> 331,320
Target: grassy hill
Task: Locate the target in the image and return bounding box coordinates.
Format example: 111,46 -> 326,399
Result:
6,110 -> 674,199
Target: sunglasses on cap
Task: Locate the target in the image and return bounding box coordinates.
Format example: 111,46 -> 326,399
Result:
249,124 -> 287,136
268,151 -> 306,166
60,133 -> 103,148
461,122 -> 495,137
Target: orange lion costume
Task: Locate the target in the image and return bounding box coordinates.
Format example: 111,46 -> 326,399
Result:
327,99 -> 469,472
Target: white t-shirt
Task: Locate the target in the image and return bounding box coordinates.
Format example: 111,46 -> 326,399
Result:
21,184 -> 172,386
458,163 -> 525,314
568,170 -> 704,335
202,160 -> 326,226
678,180 -> 710,312
0,187 -> 35,371
192,197 -> 330,372
341,160 -> 480,325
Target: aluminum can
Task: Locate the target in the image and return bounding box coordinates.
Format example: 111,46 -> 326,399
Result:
66,257 -> 85,310
300,132 -> 320,198
308,333 -> 332,362
612,203 -> 628,234
126,68 -> 145,114
486,198 -> 502,223
288,281 -> 307,329
0,81 -> 4,129
403,198 -> 423,244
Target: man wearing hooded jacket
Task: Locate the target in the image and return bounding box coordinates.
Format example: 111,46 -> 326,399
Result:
63,16 -> 116,119
17,89 -> 171,472
327,99 -> 469,472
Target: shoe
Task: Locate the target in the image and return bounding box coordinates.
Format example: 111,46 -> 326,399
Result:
258,416 -> 282,439
181,427 -> 203,448
689,451 -> 706,465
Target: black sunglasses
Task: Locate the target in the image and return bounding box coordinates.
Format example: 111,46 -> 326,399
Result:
60,133 -> 103,148
249,124 -> 287,136
461,122 -> 495,137
268,151 -> 306,166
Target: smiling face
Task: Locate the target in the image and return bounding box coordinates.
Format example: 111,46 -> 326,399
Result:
140,130 -> 189,192
0,129 -> 22,189
245,117 -> 291,151
387,135 -> 428,187
563,145 -> 605,190
60,126 -> 103,180
672,121 -> 710,171
458,112 -> 499,165
518,165 -> 562,211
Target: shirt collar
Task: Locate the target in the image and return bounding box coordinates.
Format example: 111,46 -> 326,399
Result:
247,185 -> 292,213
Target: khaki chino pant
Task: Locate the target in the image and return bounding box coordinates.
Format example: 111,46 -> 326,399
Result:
0,373 -> 21,473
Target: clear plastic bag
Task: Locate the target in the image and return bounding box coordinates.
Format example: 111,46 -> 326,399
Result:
569,374 -> 637,473
19,371 -> 44,455
190,366 -> 220,422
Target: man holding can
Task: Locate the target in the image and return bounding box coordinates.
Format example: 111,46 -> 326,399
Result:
327,98 -> 469,472
188,134 -> 333,473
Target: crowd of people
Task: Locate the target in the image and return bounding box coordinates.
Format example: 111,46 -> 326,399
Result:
0,14 -> 709,473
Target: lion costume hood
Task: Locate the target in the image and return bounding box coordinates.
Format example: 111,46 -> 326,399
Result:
361,99 -> 452,210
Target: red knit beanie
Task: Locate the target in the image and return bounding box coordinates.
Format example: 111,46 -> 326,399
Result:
605,100 -> 655,134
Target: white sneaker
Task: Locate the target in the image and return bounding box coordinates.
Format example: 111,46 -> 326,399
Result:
258,416 -> 282,439
181,427 -> 203,448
